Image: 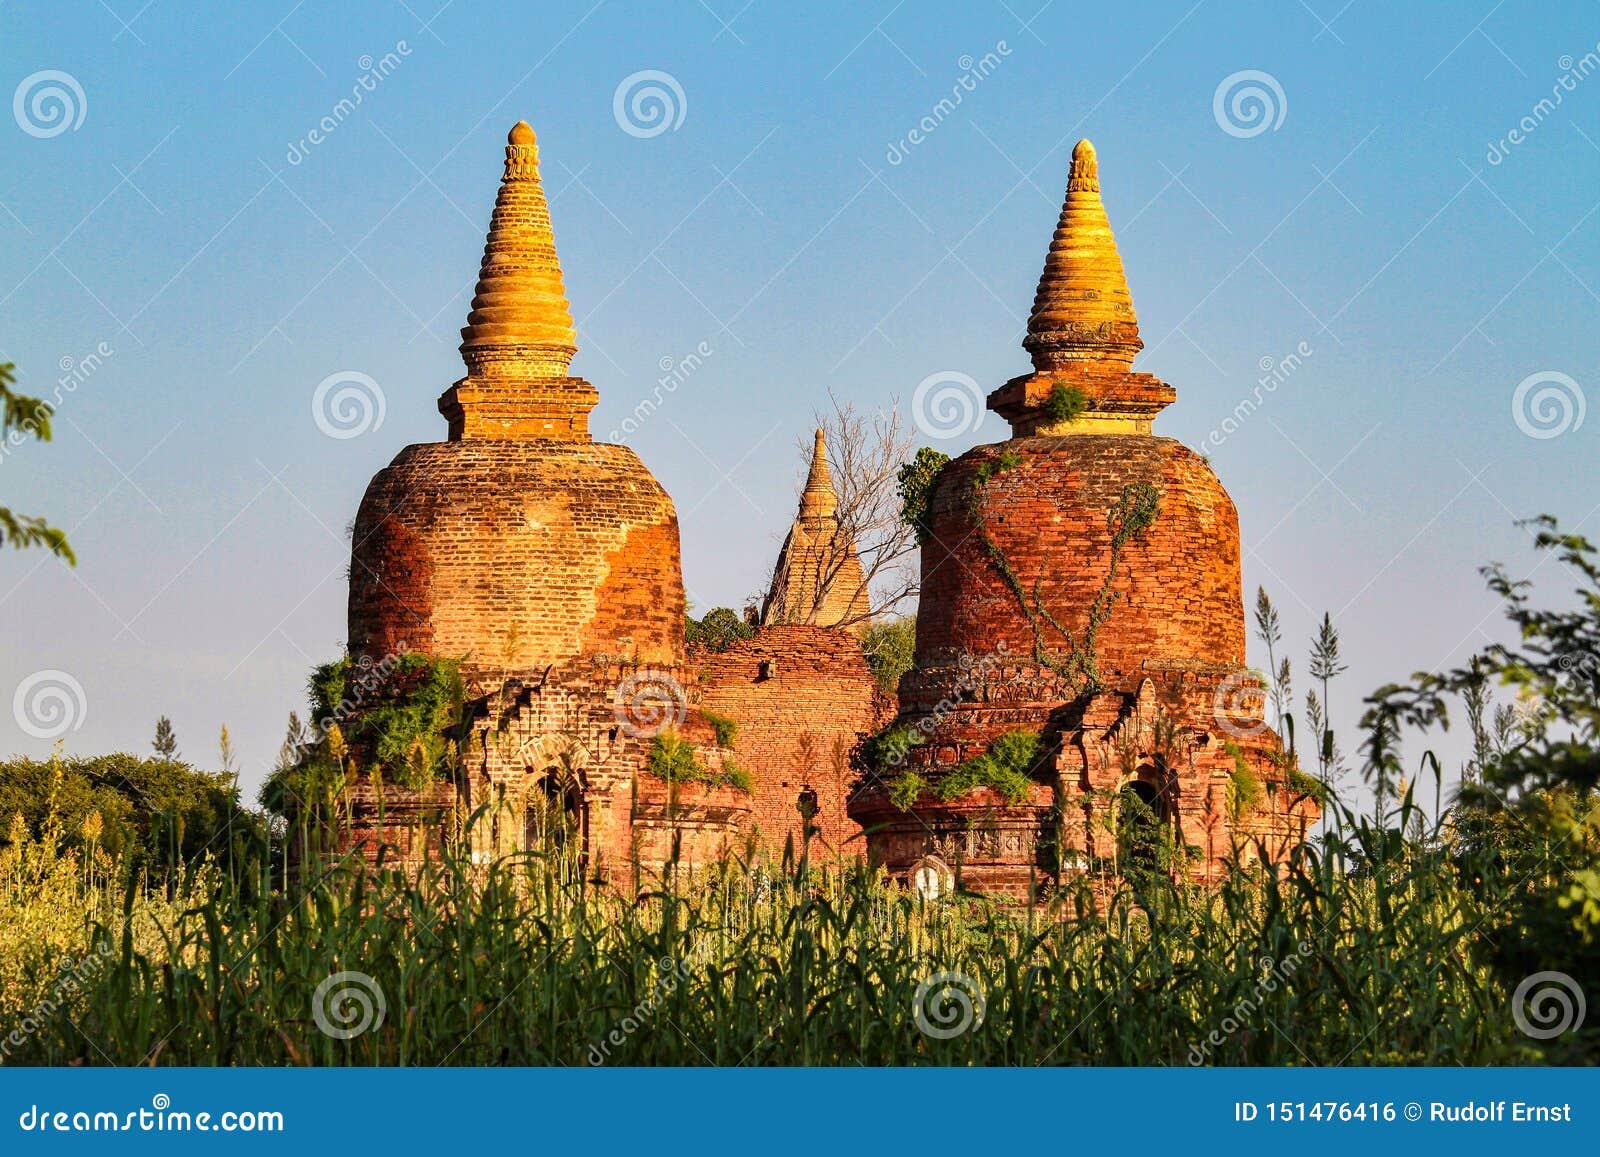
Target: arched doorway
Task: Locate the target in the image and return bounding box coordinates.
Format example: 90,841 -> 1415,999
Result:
524,762 -> 587,879
1117,777 -> 1170,886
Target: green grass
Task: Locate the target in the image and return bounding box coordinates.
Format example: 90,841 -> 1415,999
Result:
0,796 -> 1566,1066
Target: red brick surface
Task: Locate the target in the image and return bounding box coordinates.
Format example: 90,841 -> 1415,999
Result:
695,625 -> 888,857
347,440 -> 684,679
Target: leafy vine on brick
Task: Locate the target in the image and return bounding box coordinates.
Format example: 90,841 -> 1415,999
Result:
967,450 -> 1160,693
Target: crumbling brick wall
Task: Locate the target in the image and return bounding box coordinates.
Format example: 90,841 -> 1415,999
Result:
695,625 -> 886,858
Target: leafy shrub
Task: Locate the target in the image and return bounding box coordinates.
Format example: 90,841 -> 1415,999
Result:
686,607 -> 755,651
859,616 -> 915,695
701,710 -> 739,748
306,653 -> 466,791
1225,744 -> 1263,819
647,731 -> 752,793
889,771 -> 928,810
1043,383 -> 1089,424
971,448 -> 1023,493
887,730 -> 1042,811
935,730 -> 1041,805
860,724 -> 927,772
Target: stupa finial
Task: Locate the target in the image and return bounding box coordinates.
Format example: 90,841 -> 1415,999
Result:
457,121 -> 578,380
1022,137 -> 1141,371
1068,138 -> 1098,191
799,429 -> 838,520
440,123 -> 599,442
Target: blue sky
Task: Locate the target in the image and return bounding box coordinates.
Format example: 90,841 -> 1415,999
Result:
2,0 -> 1597,802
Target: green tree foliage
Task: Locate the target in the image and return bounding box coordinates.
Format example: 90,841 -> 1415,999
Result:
260,653 -> 468,815
1363,516 -> 1600,992
0,753 -> 262,877
152,715 -> 179,759
0,361 -> 73,563
685,606 -> 755,651
859,615 -> 915,694
896,447 -> 950,545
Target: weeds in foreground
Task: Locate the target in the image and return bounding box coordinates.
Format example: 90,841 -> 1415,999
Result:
0,798 -> 1560,1066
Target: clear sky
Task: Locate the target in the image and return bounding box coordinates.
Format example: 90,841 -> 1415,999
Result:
3,0 -> 1597,806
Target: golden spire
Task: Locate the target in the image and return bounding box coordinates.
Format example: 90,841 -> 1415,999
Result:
798,429 -> 838,520
1022,139 -> 1142,371
440,123 -> 599,441
761,427 -> 867,628
458,121 -> 578,379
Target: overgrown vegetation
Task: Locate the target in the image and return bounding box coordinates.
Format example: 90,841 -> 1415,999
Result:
1043,382 -> 1089,425
3,518 -> 1597,1065
883,730 -> 1043,811
939,730 -> 1041,804
647,731 -> 754,794
259,654 -> 468,821
896,447 -> 951,546
972,454 -> 1161,692
1225,745 -> 1263,820
700,710 -> 739,748
316,654 -> 467,790
859,616 -> 915,694
686,606 -> 756,651
858,723 -> 927,773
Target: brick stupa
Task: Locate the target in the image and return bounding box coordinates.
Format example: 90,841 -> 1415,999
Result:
344,123 -> 750,876
848,140 -> 1319,898
761,429 -> 870,628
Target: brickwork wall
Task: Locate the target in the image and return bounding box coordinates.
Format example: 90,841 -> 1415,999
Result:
347,440 -> 685,680
915,434 -> 1244,682
326,656 -> 753,884
695,625 -> 886,857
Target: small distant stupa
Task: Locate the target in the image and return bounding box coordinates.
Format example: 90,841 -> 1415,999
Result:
761,429 -> 869,628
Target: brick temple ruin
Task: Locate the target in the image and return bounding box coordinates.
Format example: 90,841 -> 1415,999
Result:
330,123 -> 1317,895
